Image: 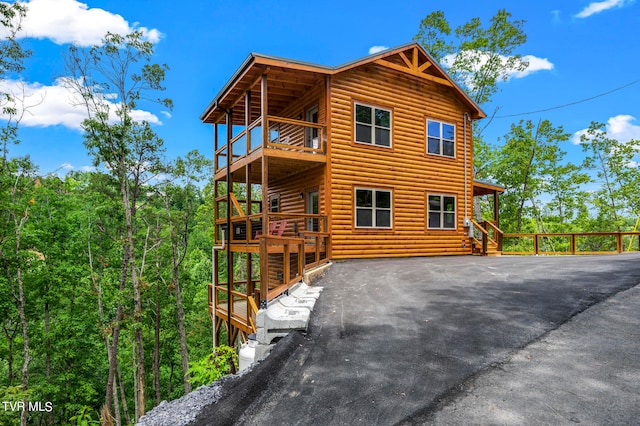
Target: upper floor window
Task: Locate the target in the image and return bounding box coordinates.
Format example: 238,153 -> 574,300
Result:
427,120 -> 455,157
355,188 -> 392,229
427,194 -> 456,230
355,103 -> 391,148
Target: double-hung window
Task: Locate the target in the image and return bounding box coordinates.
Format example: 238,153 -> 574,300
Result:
427,120 -> 455,157
355,188 -> 392,228
355,103 -> 391,147
427,194 -> 456,230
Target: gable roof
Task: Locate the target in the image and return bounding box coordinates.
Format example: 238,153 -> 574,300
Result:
200,42 -> 485,124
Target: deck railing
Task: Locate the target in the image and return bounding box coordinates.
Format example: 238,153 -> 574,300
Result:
259,235 -> 305,305
216,212 -> 328,244
209,280 -> 260,337
214,115 -> 325,172
502,232 -> 640,255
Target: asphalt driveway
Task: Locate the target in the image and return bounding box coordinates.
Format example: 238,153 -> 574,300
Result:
191,254 -> 640,425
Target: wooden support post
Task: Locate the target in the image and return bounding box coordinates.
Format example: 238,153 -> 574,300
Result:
571,234 -> 576,255
616,233 -> 622,253
298,240 -> 304,276
493,191 -> 500,228
283,243 -> 290,286
534,234 -> 539,255
213,248 -> 219,346
259,238 -> 268,308
245,90 -> 252,154
260,73 -> 269,303
246,163 -> 254,298
225,109 -> 233,347
214,123 -> 219,170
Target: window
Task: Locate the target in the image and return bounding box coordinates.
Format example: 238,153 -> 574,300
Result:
355,188 -> 392,228
269,195 -> 279,213
427,120 -> 455,157
428,194 -> 456,229
355,103 -> 391,147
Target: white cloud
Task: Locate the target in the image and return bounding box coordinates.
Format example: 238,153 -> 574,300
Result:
443,51 -> 554,81
571,114 -> 640,144
60,162 -> 74,170
18,0 -> 162,46
0,78 -> 163,130
368,45 -> 389,55
508,55 -> 555,79
575,0 -> 632,18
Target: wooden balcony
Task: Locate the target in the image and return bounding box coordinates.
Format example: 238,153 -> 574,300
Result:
209,230 -> 330,342
214,115 -> 326,184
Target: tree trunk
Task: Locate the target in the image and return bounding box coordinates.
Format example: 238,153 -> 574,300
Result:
13,215 -> 30,426
2,322 -> 18,385
154,282 -> 162,405
120,176 -> 145,420
174,277 -> 191,393
117,361 -> 131,425
17,265 -> 29,426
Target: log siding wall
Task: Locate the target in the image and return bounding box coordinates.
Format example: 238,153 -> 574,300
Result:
328,64 -> 473,258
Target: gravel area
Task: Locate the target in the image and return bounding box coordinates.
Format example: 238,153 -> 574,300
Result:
136,370 -> 249,426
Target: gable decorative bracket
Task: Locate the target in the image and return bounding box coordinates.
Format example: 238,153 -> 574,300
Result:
374,47 -> 451,87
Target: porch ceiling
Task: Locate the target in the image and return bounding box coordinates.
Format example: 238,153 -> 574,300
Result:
473,179 -> 505,196
202,63 -> 326,125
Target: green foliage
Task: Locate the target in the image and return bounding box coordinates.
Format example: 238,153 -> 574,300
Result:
69,406 -> 100,426
187,345 -> 238,388
0,386 -> 30,426
415,9 -> 528,106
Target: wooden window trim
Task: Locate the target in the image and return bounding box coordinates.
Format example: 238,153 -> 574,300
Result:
426,193 -> 458,231
425,118 -> 457,159
353,186 -> 394,230
352,101 -> 394,150
269,194 -> 280,213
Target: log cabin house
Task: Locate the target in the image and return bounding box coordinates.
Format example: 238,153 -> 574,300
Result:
201,42 -> 504,345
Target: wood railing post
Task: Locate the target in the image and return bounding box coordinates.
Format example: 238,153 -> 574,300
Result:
534,234 -> 539,255
259,237 -> 268,308
616,233 -> 622,253
283,242 -> 290,286
571,234 -> 576,255
298,239 -> 304,276
482,233 -> 488,256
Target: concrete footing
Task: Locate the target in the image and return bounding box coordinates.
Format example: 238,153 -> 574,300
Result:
253,263 -> 330,361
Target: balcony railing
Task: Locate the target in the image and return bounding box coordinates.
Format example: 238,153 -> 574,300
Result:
214,116 -> 325,171
216,212 -> 328,244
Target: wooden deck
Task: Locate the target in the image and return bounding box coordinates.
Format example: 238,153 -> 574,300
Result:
211,234 -> 330,344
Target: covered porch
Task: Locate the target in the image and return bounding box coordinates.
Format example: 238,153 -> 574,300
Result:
471,179 -> 505,256
202,55 -> 332,346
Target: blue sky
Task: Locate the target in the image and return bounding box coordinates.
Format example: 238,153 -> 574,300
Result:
3,0 -> 640,175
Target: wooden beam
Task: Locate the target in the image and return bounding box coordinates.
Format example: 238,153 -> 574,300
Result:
229,193 -> 245,217
398,51 -> 412,69
412,47 -> 419,68
418,61 -> 433,72
374,59 -> 452,86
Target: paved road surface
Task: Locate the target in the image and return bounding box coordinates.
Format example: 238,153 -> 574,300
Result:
190,254 -> 640,425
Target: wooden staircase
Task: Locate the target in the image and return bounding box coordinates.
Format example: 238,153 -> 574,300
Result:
472,239 -> 501,256
471,220 -> 503,256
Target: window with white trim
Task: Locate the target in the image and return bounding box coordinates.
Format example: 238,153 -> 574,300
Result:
355,103 -> 391,147
427,120 -> 455,157
355,188 -> 392,228
427,194 -> 456,229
